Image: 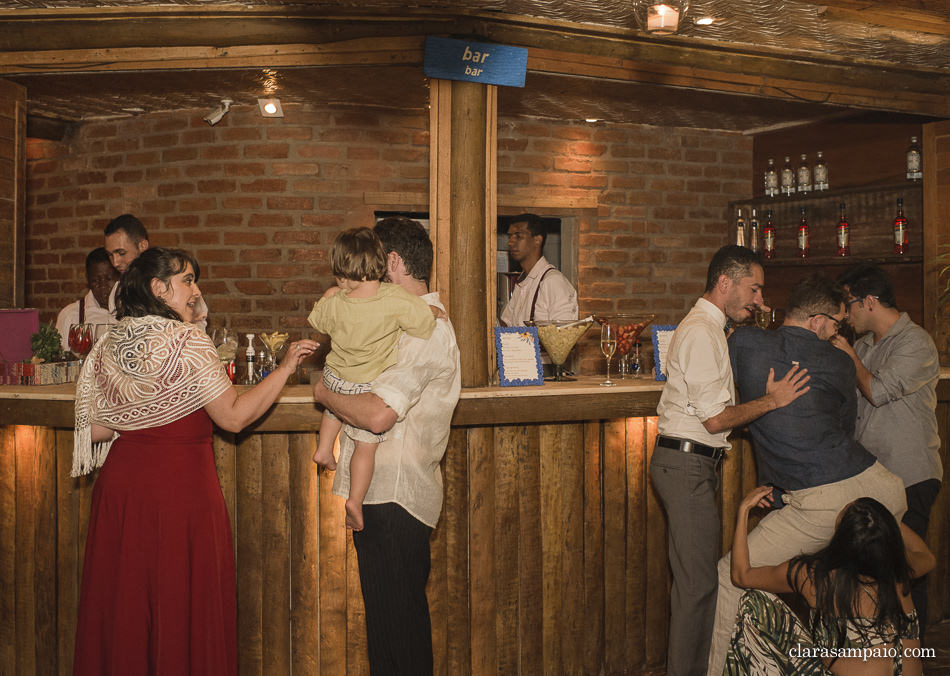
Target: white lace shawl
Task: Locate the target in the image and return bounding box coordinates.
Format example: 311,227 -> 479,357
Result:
72,315 -> 233,477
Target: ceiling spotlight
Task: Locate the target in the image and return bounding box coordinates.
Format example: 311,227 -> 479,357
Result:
203,99 -> 232,126
635,1 -> 689,35
695,16 -> 716,25
257,98 -> 284,118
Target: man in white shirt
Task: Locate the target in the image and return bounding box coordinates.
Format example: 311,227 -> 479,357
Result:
55,247 -> 118,351
499,213 -> 577,327
104,213 -> 209,330
311,216 -> 461,675
650,245 -> 810,676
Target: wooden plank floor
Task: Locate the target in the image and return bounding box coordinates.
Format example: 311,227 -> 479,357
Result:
925,621 -> 950,674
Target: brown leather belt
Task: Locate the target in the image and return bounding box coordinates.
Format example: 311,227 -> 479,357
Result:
656,435 -> 725,462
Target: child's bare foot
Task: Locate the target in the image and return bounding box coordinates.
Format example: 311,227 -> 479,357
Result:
312,447 -> 337,470
345,499 -> 364,531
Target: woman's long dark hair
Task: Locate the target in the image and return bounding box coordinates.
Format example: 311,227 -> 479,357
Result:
788,497 -> 913,649
115,247 -> 200,321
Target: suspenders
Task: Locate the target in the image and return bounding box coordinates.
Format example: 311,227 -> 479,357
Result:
528,266 -> 555,322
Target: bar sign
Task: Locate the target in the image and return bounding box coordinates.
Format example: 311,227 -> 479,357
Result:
424,36 -> 528,87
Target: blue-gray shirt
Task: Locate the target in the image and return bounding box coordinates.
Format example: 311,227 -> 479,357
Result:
729,325 -> 875,490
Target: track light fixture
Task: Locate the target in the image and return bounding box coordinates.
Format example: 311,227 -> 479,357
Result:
203,99 -> 232,126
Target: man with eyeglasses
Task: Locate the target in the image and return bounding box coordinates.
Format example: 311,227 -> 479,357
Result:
834,264 -> 941,635
707,273 -> 907,674
499,213 -> 577,327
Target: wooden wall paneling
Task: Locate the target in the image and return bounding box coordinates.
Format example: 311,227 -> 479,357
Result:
318,440 -> 347,676
55,431 -> 79,676
14,426 -> 37,675
236,433 -> 264,675
428,467 -> 448,676
261,434 -> 291,675
538,423 -> 563,674
624,417 -> 647,668
288,433 -> 320,675
467,425 -> 497,674
441,428 -> 471,675
0,427 -> 16,672
932,403 -> 950,623
33,426 -> 56,675
582,421 -> 605,674
557,422 -> 585,674
643,417 -> 668,668
429,78 -> 452,305
0,79 -> 25,308
719,434 -> 746,555
516,425 -> 541,676
344,514 -> 369,675
213,432 -> 237,557
491,425 -> 520,674
602,419 -> 627,670
923,119 -> 950,356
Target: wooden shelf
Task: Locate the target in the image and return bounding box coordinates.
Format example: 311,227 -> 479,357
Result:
734,182 -> 922,208
763,255 -> 922,267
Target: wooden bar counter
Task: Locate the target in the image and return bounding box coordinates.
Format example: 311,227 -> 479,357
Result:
2,377 -> 949,675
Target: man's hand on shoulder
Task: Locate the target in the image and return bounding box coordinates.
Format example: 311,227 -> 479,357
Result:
765,363 -> 810,409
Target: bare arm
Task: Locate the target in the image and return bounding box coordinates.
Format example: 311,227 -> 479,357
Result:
203,339 -> 319,432
730,485 -> 795,593
311,379 -> 397,435
91,423 -> 115,443
830,335 -> 873,401
901,522 -> 937,579
703,365 -> 810,434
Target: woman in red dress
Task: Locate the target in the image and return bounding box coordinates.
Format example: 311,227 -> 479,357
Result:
72,247 -> 318,675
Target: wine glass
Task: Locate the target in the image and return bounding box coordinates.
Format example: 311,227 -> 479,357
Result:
68,323 -> 93,366
755,303 -> 774,330
600,322 -> 617,387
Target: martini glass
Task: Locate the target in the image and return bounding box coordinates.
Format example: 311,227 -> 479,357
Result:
610,314 -> 655,378
259,331 -> 290,373
532,317 -> 594,382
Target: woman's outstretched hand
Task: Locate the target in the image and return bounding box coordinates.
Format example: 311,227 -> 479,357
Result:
739,485 -> 774,514
279,340 -> 319,373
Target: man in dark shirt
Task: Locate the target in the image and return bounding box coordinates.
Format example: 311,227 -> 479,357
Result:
706,274 -> 908,674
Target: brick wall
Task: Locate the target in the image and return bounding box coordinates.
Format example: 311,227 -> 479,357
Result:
24,104 -> 752,375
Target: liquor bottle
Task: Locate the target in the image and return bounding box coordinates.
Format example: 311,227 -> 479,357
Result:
763,209 -> 776,260
797,153 -> 812,193
749,208 -> 760,253
836,203 -> 850,257
906,136 -> 922,182
797,207 -> 809,258
781,156 -> 795,196
893,198 -> 908,255
764,158 -> 779,197
814,151 -> 829,190
735,208 -> 746,247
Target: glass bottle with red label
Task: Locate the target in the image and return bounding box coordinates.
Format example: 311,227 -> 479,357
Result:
836,203 -> 850,257
797,207 -> 809,258
763,209 -> 776,260
893,198 -> 908,255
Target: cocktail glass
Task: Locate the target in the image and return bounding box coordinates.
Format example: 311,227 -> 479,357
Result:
605,314 -> 655,378
68,323 -> 93,366
259,331 -> 290,374
532,318 -> 594,382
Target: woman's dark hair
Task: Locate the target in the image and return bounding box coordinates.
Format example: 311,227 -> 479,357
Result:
788,497 -> 913,652
115,247 -> 200,321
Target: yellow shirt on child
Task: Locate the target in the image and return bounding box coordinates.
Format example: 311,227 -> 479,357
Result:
307,282 -> 436,383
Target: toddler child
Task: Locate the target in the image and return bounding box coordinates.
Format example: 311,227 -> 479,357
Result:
308,226 -> 441,530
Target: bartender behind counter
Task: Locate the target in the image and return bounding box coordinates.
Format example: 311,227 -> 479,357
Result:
499,213 -> 577,327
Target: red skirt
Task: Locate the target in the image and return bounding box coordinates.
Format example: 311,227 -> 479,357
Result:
73,409 -> 237,676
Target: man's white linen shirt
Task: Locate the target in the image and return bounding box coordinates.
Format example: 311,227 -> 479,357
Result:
55,291 -> 115,351
656,297 -> 735,449
500,256 -> 578,327
332,292 -> 461,528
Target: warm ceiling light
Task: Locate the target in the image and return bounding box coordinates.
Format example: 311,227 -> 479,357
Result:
636,1 -> 688,35
257,98 -> 283,118
695,16 -> 715,25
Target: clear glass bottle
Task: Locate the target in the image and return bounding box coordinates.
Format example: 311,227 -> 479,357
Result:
836,203 -> 850,257
814,151 -> 829,190
797,207 -> 809,258
735,208 -> 746,247
764,158 -> 779,197
797,153 -> 812,193
763,209 -> 775,260
749,208 -> 760,253
906,136 -> 922,181
781,156 -> 795,196
893,198 -> 908,254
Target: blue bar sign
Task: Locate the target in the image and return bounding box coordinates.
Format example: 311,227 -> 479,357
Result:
424,36 -> 528,88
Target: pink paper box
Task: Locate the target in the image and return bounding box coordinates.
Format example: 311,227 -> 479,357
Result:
0,309 -> 40,382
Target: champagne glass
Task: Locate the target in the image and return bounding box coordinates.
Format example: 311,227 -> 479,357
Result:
600,322 -> 617,387
68,323 -> 93,366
